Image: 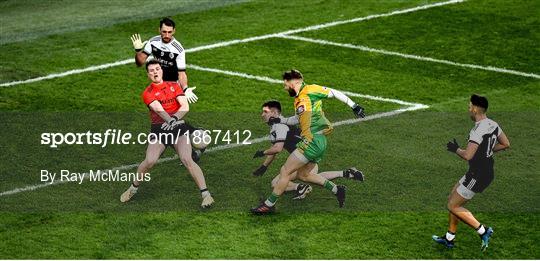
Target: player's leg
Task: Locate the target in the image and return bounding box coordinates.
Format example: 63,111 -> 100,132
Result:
296,160 -> 346,207
120,142 -> 165,202
318,166 -> 364,181
448,182 -> 493,251
432,182 -> 460,248
271,172 -> 299,192
270,171 -> 311,200
174,135 -> 214,208
251,151 -> 307,214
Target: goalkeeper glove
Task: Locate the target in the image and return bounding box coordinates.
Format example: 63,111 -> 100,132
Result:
184,86 -> 198,103
253,150 -> 265,158
352,104 -> 366,118
130,33 -> 147,52
446,138 -> 459,153
252,165 -> 268,176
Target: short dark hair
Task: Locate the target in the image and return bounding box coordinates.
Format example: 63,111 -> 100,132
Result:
145,59 -> 160,71
160,17 -> 176,29
262,100 -> 282,112
471,94 -> 488,111
282,69 -> 303,81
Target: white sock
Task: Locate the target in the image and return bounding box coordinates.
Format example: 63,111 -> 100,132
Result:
332,186 -> 338,194
445,231 -> 455,241
476,224 -> 486,235
264,199 -> 275,207
130,184 -> 138,192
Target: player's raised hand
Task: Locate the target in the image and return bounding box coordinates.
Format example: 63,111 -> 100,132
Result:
184,86 -> 198,103
253,150 -> 265,158
352,104 -> 366,118
446,138 -> 459,153
252,165 -> 268,176
268,117 -> 281,125
130,33 -> 147,52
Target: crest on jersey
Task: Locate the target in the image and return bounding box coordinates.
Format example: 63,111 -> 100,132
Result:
155,92 -> 161,96
296,105 -> 305,115
170,86 -> 175,92
169,53 -> 174,59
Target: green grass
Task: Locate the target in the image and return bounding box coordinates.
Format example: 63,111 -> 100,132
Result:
0,0 -> 539,259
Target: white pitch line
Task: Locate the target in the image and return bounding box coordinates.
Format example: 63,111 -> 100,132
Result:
0,67 -> 428,197
279,35 -> 540,80
0,0 -> 466,88
188,64 -> 429,108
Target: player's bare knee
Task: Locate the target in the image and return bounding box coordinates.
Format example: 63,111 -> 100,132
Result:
180,154 -> 195,168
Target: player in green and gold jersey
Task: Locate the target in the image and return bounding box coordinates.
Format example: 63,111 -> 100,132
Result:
251,69 -> 366,214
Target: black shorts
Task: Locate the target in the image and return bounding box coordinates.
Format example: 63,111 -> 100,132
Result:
149,123 -> 195,147
461,167 -> 494,193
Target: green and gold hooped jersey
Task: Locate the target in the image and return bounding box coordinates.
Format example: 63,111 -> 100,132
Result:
294,83 -> 334,141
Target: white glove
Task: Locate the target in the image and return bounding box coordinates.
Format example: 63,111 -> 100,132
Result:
130,33 -> 147,52
184,86 -> 198,103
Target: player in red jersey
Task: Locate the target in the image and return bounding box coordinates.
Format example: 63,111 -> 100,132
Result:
120,60 -> 214,208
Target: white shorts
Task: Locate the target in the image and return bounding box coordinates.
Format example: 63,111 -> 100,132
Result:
457,175 -> 476,200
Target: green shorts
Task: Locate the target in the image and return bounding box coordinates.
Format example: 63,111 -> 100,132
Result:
296,134 -> 327,163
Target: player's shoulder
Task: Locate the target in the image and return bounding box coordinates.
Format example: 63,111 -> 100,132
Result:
304,84 -> 330,94
149,35 -> 161,43
170,38 -> 184,53
473,118 -> 499,134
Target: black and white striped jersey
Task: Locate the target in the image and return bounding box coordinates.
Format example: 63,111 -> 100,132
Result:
143,36 -> 186,82
468,118 -> 503,171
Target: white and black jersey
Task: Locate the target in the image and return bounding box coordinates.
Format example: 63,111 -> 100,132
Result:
269,123 -> 301,153
462,118 -> 503,193
143,36 -> 186,82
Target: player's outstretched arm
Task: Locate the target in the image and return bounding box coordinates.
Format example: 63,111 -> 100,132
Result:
268,115 -> 299,125
494,132 -> 510,152
252,154 -> 276,176
131,33 -> 148,67
328,88 -> 366,118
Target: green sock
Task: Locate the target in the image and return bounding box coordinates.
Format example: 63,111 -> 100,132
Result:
265,192 -> 279,207
323,180 -> 338,194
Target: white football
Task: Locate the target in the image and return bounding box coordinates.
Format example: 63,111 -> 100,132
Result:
190,129 -> 211,150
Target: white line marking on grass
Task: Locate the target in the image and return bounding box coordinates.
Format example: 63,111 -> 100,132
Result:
0,67 -> 428,197
279,35 -> 540,80
0,0 -> 466,87
0,59 -> 133,87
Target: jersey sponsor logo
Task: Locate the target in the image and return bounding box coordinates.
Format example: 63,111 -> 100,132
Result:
296,105 -> 305,114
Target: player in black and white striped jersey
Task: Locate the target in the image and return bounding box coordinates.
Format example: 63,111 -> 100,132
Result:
131,17 -> 198,103
433,94 -> 510,251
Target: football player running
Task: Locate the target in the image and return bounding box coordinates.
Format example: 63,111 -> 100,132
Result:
252,100 -> 365,200
432,94 -> 510,251
120,60 -> 214,208
251,69 -> 366,214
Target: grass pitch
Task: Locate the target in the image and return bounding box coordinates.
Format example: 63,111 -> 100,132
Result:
0,0 -> 539,259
